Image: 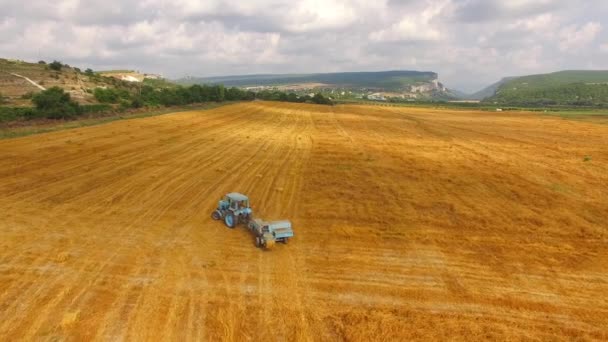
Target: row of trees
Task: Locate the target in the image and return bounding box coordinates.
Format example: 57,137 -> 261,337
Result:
12,84 -> 333,121
94,84 -> 333,108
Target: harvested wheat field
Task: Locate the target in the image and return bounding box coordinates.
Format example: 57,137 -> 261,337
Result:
1,102 -> 607,340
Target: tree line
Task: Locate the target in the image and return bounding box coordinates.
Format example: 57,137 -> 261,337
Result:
1,85 -> 333,122
94,84 -> 333,108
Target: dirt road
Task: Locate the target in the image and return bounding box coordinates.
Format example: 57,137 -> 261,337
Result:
8,72 -> 46,91
1,102 -> 607,340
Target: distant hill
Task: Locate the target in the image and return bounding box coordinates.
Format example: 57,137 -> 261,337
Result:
180,70 -> 444,91
484,71 -> 608,106
468,77 -> 514,100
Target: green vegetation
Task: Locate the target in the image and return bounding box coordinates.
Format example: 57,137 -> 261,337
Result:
503,71 -> 608,88
485,71 -> 608,106
0,87 -> 113,122
311,93 -> 333,105
1,58 -> 336,124
490,83 -> 608,106
49,60 -> 63,71
32,87 -> 80,119
0,91 -> 5,105
1,84 -> 333,123
180,70 -> 437,91
252,89 -> 331,104
134,84 -> 330,107
0,107 -> 36,122
94,88 -> 131,103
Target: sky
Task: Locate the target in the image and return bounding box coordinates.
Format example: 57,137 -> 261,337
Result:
1,0 -> 607,92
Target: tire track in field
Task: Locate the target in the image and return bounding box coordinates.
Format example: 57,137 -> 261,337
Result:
92,106 -> 284,340
1,102 -> 607,340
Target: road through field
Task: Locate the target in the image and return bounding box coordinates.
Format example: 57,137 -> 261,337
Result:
1,102 -> 607,340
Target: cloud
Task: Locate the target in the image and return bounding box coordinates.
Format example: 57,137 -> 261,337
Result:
451,0 -> 569,22
1,0 -> 608,92
558,22 -> 602,51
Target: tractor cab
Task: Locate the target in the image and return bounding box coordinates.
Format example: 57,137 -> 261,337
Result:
212,192 -> 252,228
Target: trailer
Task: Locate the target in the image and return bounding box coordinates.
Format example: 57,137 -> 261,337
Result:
248,218 -> 294,249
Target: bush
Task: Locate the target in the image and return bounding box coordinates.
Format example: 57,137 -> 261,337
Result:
94,88 -> 131,103
0,107 -> 39,122
311,93 -> 333,105
32,87 -> 80,119
0,91 -> 5,104
81,104 -> 112,114
85,68 -> 94,75
131,96 -> 144,108
38,60 -> 46,64
49,60 -> 63,71
119,99 -> 131,111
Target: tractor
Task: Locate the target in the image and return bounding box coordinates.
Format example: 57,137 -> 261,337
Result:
248,218 -> 294,250
212,193 -> 294,249
211,192 -> 252,228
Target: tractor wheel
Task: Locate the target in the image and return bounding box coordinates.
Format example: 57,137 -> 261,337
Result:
282,238 -> 289,244
255,236 -> 261,248
224,213 -> 236,228
211,210 -> 221,220
265,238 -> 275,249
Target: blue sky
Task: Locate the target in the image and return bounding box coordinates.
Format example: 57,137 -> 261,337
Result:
1,0 -> 607,92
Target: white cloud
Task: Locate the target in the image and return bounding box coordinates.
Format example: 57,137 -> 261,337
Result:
369,0 -> 448,42
559,22 -> 602,51
284,0 -> 358,32
1,0 -> 608,91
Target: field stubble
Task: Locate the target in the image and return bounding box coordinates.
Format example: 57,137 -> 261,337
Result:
0,102 -> 607,340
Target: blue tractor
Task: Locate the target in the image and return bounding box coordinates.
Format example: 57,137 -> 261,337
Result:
211,192 -> 253,228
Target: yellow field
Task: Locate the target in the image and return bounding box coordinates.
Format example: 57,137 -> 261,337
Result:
1,102 -> 607,340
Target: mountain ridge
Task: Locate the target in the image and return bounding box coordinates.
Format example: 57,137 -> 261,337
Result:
177,70 -> 456,99
485,70 -> 608,105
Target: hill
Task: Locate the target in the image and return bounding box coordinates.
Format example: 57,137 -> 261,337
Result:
1,59 -> 111,105
180,70 -> 436,90
0,58 -> 143,106
0,59 -> 180,108
484,71 -> 608,106
179,70 -> 454,99
468,77 -> 514,100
